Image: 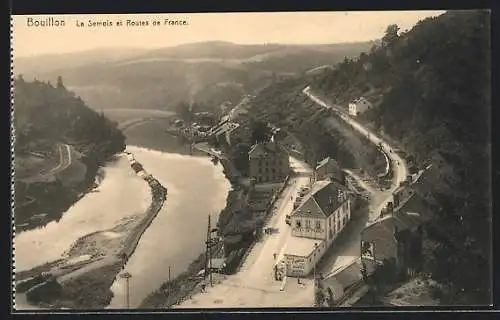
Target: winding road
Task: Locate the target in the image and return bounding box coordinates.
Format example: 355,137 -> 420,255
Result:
302,86 -> 409,276
303,86 -> 408,218
176,85 -> 409,308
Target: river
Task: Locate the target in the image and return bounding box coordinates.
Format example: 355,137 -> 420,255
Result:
14,118 -> 231,309
14,157 -> 152,272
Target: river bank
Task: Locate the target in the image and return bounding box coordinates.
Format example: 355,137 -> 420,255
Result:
14,148 -> 110,234
137,148 -> 241,308
138,138 -> 289,308
17,153 -> 167,309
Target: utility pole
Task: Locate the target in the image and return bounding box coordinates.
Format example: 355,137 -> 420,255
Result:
204,214 -> 220,288
313,243 -> 318,290
205,214 -> 210,281
208,215 -> 213,287
168,265 -> 171,297
120,272 -> 132,309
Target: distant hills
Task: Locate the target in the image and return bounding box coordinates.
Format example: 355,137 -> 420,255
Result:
13,41 -> 374,112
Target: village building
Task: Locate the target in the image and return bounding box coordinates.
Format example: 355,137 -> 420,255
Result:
314,157 -> 346,185
348,97 -> 373,116
282,180 -> 352,277
271,127 -> 288,142
248,140 -> 290,184
360,192 -> 432,277
318,257 -> 376,306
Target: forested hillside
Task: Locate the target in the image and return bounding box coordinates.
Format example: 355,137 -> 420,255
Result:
14,77 -> 126,231
309,10 -> 491,304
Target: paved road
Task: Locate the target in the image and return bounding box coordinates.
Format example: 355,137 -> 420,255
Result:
303,86 -> 408,276
304,86 -> 408,217
176,86 -> 409,307
175,157 -> 316,308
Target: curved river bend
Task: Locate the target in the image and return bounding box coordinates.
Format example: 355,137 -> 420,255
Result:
14,125 -> 230,309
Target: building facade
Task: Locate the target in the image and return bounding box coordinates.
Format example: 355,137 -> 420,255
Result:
248,141 -> 290,183
314,157 -> 345,185
360,192 -> 431,275
283,180 -> 352,277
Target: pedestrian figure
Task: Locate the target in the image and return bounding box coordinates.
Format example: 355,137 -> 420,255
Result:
297,278 -> 301,285
273,253 -> 277,260
201,284 -> 206,293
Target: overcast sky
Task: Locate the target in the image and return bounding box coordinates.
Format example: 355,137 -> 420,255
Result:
12,11 -> 445,57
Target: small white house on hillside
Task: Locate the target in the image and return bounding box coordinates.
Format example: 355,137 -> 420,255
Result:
348,97 -> 373,116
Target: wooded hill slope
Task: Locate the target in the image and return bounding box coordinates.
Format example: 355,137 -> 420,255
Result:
309,10 -> 491,304
14,77 -> 126,231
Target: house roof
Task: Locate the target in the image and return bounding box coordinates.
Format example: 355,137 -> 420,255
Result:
291,180 -> 348,219
248,141 -> 287,158
210,258 -> 226,269
322,258 -> 378,300
362,194 -> 432,244
395,192 -> 434,220
316,157 -> 340,170
284,236 -> 323,258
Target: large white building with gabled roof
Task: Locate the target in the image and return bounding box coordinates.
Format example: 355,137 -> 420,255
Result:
282,180 -> 352,277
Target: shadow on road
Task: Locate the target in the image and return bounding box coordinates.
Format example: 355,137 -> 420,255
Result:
316,206 -> 370,275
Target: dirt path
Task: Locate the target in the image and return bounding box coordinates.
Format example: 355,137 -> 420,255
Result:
19,143 -> 72,183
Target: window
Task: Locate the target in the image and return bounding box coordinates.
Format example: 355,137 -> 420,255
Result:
305,220 -> 311,229
315,220 -> 321,230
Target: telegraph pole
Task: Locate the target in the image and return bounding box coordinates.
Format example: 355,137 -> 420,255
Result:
205,214 -> 211,284
208,215 -> 213,287
204,214 -> 220,288
168,265 -> 171,298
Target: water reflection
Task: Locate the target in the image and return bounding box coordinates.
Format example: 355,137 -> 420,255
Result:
14,156 -> 151,272
108,146 -> 229,308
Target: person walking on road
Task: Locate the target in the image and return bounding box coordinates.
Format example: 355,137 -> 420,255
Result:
273,253 -> 277,260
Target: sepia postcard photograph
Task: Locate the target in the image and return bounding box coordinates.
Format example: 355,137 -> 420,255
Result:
10,10 -> 492,312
